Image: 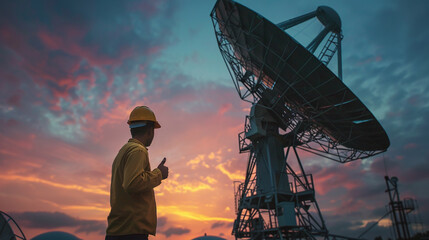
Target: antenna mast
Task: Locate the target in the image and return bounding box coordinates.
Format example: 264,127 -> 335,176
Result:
384,176 -> 411,240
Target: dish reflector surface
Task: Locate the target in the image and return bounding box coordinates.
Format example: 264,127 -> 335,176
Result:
212,0 -> 389,161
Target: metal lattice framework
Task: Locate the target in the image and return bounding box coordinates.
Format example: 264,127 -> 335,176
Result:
385,176 -> 412,240
233,141 -> 329,239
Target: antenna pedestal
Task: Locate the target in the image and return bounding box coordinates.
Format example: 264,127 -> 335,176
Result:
233,104 -> 328,239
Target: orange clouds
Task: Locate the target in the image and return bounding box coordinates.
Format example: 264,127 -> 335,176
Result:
0,175 -> 109,196
216,162 -> 245,181
161,178 -> 214,194
187,154 -> 210,169
158,205 -> 233,222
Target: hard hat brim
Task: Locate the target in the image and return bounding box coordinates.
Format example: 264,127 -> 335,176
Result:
127,120 -> 161,129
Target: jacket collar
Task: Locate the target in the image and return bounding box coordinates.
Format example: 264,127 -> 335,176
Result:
128,138 -> 148,150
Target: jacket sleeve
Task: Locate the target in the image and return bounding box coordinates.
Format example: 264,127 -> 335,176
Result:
122,149 -> 163,194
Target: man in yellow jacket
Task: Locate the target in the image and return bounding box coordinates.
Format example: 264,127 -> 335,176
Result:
106,106 -> 169,240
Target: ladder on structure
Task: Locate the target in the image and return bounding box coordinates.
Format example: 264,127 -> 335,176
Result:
318,32 -> 339,66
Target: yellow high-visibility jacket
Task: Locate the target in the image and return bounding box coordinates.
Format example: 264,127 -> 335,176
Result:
106,138 -> 163,236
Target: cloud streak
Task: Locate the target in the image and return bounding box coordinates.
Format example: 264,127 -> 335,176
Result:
11,211 -> 106,235
162,227 -> 191,237
158,206 -> 233,222
0,175 -> 109,196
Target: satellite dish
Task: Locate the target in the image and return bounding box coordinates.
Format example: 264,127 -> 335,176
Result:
0,211 -> 26,240
212,0 -> 389,163
210,0 -> 390,239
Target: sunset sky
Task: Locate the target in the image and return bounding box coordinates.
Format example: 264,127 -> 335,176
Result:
1,0 -> 428,239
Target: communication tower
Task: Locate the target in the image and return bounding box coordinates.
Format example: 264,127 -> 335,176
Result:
384,176 -> 425,240
385,176 -> 411,239
358,176 -> 424,240
210,0 -> 390,239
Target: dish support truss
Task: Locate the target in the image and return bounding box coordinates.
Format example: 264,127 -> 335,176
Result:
211,5 -> 386,163
232,104 -> 361,240
277,6 -> 343,80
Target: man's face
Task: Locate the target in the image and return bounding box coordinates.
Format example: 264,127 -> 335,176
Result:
145,126 -> 155,147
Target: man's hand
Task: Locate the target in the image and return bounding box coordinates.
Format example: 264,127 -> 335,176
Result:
157,157 -> 168,180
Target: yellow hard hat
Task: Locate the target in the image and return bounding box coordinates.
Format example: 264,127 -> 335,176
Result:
127,106 -> 161,128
